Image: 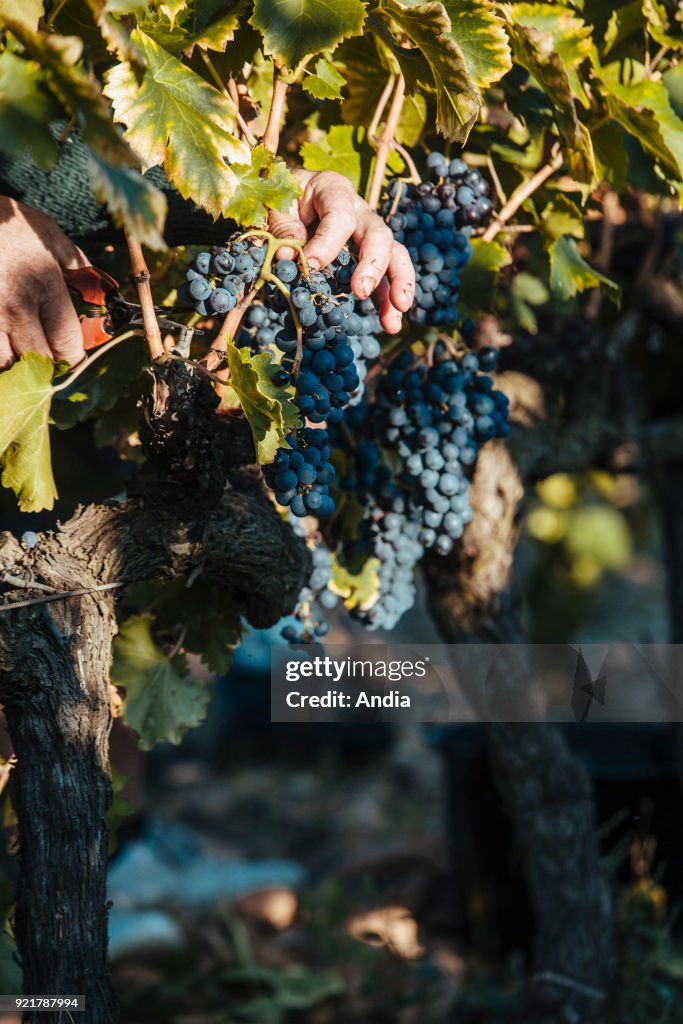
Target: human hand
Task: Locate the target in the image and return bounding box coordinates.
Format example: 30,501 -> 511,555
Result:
269,169 -> 415,334
0,197 -> 89,370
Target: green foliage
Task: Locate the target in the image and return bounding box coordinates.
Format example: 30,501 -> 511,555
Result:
250,0 -> 366,70
225,340 -> 301,464
0,52 -> 59,168
112,614 -> 211,749
331,553 -> 380,609
302,57 -> 347,100
459,239 -> 512,314
0,354 -> 61,513
225,144 -> 301,226
548,236 -> 621,305
89,153 -> 168,249
301,124 -> 365,188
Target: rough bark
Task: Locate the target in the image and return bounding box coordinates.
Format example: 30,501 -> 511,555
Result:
425,367 -> 615,1023
0,362 -> 310,1022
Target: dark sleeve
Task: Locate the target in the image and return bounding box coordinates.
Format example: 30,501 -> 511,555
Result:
0,126 -> 234,247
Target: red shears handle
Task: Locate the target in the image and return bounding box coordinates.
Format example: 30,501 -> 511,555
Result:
63,266 -> 121,351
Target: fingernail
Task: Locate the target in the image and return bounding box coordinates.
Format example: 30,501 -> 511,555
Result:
403,284 -> 414,299
307,257 -> 320,271
360,276 -> 376,297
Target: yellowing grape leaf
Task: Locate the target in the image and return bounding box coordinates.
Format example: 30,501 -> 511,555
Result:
224,144 -> 302,227
112,614 -> 210,750
444,0 -> 512,90
376,0 -> 481,143
509,3 -> 596,106
250,0 -> 367,70
339,34 -> 426,145
104,29 -> 249,220
89,152 -> 168,250
331,554 -> 380,609
226,341 -> 301,464
0,0 -> 44,29
303,57 -> 346,99
598,62 -> 683,182
0,353 -> 59,513
549,236 -> 621,306
0,52 -> 59,169
301,124 -> 363,189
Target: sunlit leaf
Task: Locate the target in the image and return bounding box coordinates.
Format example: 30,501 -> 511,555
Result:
339,34 -> 426,145
112,614 -> 210,750
301,124 -> 363,189
302,57 -> 346,100
0,353 -> 60,513
444,0 -> 512,89
375,0 -> 481,142
225,341 -> 301,464
224,144 -> 301,227
643,0 -> 683,50
104,30 -> 249,219
250,0 -> 367,70
509,3 -> 597,106
0,0 -> 43,29
331,553 -> 380,609
459,238 -> 511,313
598,61 -> 683,181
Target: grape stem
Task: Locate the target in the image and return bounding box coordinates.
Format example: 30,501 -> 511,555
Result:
367,73 -> 406,209
264,66 -> 289,152
51,329 -> 142,395
482,148 -> 563,241
212,231 -> 310,371
367,74 -> 396,149
390,141 -> 421,185
125,234 -> 165,361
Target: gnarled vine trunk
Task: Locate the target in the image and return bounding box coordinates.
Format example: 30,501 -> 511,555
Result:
0,363 -> 309,1022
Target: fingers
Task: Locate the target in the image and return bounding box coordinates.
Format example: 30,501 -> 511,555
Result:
350,205 -> 395,299
301,173 -> 358,270
0,331 -> 11,370
39,283 -> 85,367
372,276 -> 403,334
386,240 -> 416,312
268,207 -> 308,261
9,314 -> 51,359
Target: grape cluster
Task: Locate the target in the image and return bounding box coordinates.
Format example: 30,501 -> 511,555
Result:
178,242 -> 264,315
263,427 -> 335,518
381,153 -> 493,327
355,502 -> 422,630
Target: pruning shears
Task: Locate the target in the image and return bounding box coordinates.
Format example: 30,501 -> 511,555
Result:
63,266 -> 202,351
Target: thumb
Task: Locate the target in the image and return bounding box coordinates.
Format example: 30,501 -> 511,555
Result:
268,207 -> 309,262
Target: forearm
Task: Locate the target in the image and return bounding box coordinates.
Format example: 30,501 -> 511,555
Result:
0,125 -> 233,247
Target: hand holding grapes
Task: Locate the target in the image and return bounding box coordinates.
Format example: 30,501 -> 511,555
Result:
270,169 -> 416,334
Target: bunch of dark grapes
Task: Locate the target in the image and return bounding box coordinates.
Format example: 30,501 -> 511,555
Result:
178,242 -> 264,315
330,344 -> 509,628
381,153 -> 493,327
263,427 -> 335,519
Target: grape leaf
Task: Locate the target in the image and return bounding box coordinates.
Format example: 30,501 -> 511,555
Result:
112,614 -> 210,750
51,336 -> 148,430
375,0 -> 481,143
0,353 -> 60,513
643,0 -> 683,50
301,124 -> 363,189
0,0 -> 43,29
104,29 -> 249,220
2,20 -> 137,167
331,554 -> 380,609
224,144 -> 302,227
226,341 -> 301,464
548,236 -> 621,306
250,0 -> 366,70
598,62 -> 683,181
443,0 -> 512,90
592,122 -> 629,191
0,53 -> 59,169
509,3 -> 597,107
540,194 -> 584,240
505,16 -> 596,183
302,57 -> 347,99
602,0 -> 643,56
459,239 -> 511,314
89,153 -> 168,250
338,34 -> 426,145
159,0 -> 187,24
